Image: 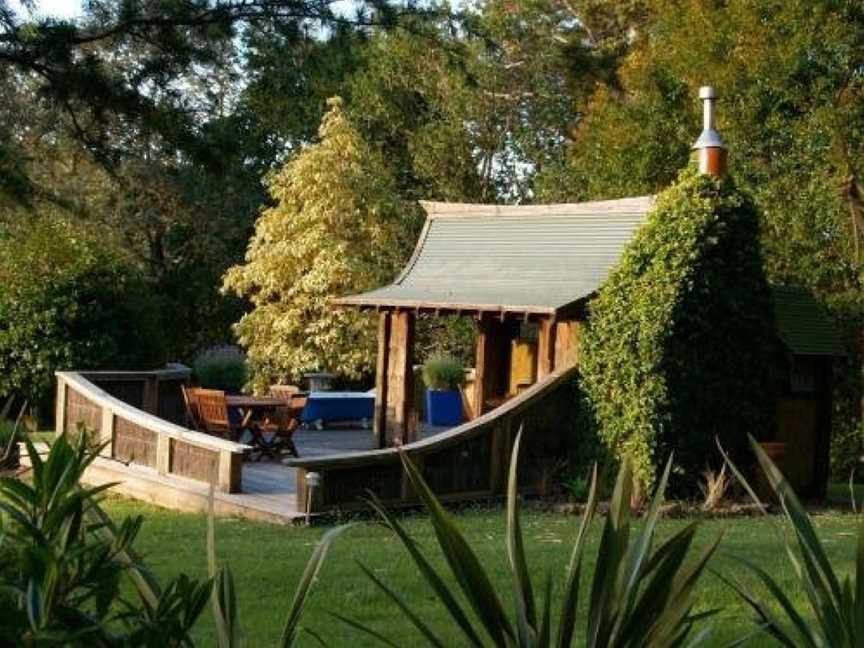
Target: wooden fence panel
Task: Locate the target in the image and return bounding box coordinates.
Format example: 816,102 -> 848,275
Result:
56,371 -> 246,493
321,463 -> 403,507
423,433 -> 492,496
170,441 -> 220,483
65,389 -> 102,436
113,417 -> 158,467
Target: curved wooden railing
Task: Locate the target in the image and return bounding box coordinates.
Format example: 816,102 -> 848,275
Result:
55,370 -> 248,493
289,365 -> 580,513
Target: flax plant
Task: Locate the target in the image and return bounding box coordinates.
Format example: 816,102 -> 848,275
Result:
0,431 -> 343,646
349,431 -> 721,647
720,437 -> 864,647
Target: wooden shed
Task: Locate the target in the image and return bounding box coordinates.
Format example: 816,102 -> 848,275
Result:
335,198 -> 845,499
771,285 -> 845,497
334,196 -> 655,447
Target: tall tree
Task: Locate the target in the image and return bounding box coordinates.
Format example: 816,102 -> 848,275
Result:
0,0 -> 414,202
223,98 -> 414,389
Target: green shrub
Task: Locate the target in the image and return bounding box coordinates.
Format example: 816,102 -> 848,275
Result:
416,315 -> 476,367
0,217 -> 166,417
580,166 -> 776,491
194,347 -> 248,393
830,420 -> 863,482
422,355 -> 465,390
561,474 -> 590,501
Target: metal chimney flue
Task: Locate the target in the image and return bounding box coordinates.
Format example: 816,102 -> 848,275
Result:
692,86 -> 727,176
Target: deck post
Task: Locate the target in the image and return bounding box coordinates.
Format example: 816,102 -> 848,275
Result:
374,311 -> 392,447
488,417 -> 513,493
385,310 -> 415,445
55,375 -> 67,436
100,405 -> 115,457
474,316 -> 490,417
218,449 -> 243,494
156,435 -> 171,476
537,317 -> 557,380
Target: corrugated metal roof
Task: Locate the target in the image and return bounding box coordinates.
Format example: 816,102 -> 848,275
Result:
335,196 -> 655,314
772,285 -> 846,356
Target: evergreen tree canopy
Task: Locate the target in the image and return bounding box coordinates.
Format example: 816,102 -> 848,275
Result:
0,214 -> 165,413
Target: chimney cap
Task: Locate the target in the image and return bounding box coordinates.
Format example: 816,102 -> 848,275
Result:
692,129 -> 725,150
699,86 -> 718,100
693,84 -> 725,151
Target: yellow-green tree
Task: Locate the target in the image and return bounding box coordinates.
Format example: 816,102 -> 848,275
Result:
223,98 -> 413,390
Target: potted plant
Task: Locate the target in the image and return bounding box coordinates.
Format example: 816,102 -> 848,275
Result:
0,420 -> 21,472
422,356 -> 465,426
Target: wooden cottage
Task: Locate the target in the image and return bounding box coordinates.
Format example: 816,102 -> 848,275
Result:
331,86 -> 845,500
334,196 -> 654,445
334,200 -> 844,498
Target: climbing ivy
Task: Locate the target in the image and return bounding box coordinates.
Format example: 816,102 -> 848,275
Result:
579,166 -> 776,491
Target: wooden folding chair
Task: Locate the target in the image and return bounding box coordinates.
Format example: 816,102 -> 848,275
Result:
180,385 -> 202,431
194,389 -> 235,439
269,384 -> 301,401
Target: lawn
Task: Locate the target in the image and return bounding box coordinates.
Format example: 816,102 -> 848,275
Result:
102,496 -> 862,647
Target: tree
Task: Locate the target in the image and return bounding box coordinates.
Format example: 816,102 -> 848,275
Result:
223,98 -> 414,389
0,0 -> 418,204
0,213 -> 166,416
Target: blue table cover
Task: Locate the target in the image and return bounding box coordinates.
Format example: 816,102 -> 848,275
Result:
301,391 -> 375,424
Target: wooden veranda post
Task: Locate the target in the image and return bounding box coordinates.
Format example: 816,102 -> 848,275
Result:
373,311 -> 391,447
537,318 -> 557,380
384,310 -> 415,445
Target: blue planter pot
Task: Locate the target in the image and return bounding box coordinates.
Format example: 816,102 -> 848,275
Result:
425,389 -> 463,426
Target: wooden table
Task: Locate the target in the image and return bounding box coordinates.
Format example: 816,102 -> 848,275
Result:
225,395 -> 301,459
225,395 -> 287,417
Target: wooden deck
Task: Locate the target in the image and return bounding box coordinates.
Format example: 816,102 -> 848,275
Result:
238,427 -> 381,520
239,425 -> 448,520
30,424 -> 450,525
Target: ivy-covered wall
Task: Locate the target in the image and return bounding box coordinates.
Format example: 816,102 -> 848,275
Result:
579,166 -> 776,491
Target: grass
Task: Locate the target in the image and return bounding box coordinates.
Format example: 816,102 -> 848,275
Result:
100,496 -> 863,647
827,480 -> 864,506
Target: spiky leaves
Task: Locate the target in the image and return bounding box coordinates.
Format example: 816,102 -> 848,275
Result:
356,430 -> 720,646
722,437 -> 864,647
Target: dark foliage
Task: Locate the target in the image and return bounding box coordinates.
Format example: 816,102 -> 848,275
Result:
0,218 -> 166,417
